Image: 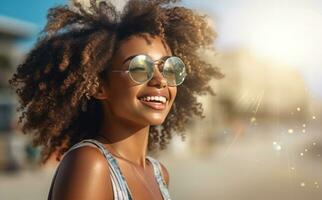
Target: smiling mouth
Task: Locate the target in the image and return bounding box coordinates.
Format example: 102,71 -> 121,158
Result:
138,96 -> 168,110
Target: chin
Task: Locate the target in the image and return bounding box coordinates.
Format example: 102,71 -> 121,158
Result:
149,120 -> 165,126
145,115 -> 167,126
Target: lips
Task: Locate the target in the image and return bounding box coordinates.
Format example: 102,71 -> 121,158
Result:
138,95 -> 168,110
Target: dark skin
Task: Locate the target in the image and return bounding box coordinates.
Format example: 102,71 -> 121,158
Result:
51,34 -> 175,200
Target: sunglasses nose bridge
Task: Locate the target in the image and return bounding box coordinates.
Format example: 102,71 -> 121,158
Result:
147,62 -> 167,87
154,59 -> 165,70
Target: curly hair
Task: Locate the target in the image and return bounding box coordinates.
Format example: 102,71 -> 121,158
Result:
9,0 -> 224,163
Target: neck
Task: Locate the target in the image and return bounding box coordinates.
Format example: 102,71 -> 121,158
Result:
96,109 -> 150,168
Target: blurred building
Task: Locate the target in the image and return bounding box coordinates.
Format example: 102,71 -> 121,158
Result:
0,15 -> 35,170
215,48 -> 309,119
181,48 -> 315,156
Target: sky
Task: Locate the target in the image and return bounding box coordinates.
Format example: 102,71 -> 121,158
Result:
0,0 -> 67,49
1,0 -> 322,99
0,0 -> 66,26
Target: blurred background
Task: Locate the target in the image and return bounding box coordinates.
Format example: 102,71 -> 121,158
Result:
1,0 -> 322,199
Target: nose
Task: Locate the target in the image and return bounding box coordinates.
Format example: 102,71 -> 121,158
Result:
147,64 -> 167,88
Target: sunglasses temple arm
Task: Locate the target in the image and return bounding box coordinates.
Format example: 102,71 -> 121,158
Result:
109,70 -> 130,73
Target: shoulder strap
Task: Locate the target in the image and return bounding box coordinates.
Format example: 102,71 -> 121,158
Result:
146,156 -> 172,200
47,139 -> 133,200
81,139 -> 133,200
47,140 -> 105,200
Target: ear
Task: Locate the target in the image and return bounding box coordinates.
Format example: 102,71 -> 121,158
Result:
92,81 -> 109,100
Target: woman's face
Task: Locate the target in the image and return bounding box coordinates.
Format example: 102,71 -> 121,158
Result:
100,34 -> 177,127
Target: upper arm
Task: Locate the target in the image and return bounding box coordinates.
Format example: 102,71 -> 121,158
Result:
159,162 -> 170,187
52,146 -> 113,200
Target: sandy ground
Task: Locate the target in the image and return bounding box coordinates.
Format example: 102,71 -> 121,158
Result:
1,122 -> 321,200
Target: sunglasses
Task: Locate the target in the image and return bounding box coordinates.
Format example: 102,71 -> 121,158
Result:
110,54 -> 187,86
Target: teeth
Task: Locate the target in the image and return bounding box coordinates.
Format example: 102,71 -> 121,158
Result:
140,96 -> 167,103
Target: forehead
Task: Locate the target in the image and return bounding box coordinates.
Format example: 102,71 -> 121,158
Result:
115,35 -> 172,61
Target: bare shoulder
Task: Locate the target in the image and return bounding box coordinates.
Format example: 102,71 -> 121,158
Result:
159,161 -> 170,187
51,146 -> 113,200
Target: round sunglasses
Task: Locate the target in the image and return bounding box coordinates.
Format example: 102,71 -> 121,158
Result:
110,54 -> 187,86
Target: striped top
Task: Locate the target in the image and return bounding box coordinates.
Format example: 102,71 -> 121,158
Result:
47,139 -> 171,200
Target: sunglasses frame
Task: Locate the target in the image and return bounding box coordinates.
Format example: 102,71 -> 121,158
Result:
110,54 -> 187,86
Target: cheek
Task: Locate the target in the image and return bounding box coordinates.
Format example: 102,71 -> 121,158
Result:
106,77 -> 139,108
106,89 -> 140,122
109,87 -> 139,106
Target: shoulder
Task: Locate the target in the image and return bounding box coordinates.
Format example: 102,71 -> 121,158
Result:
158,161 -> 170,187
51,145 -> 113,200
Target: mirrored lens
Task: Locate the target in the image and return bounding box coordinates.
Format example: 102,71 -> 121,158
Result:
163,56 -> 186,86
128,55 -> 154,83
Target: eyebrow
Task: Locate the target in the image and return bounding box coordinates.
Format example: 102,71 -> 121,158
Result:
122,54 -> 172,64
122,54 -> 139,64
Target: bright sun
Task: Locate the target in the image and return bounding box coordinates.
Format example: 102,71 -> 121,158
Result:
243,2 -> 322,68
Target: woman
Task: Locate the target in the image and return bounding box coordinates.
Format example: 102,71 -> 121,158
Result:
9,0 -> 223,199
